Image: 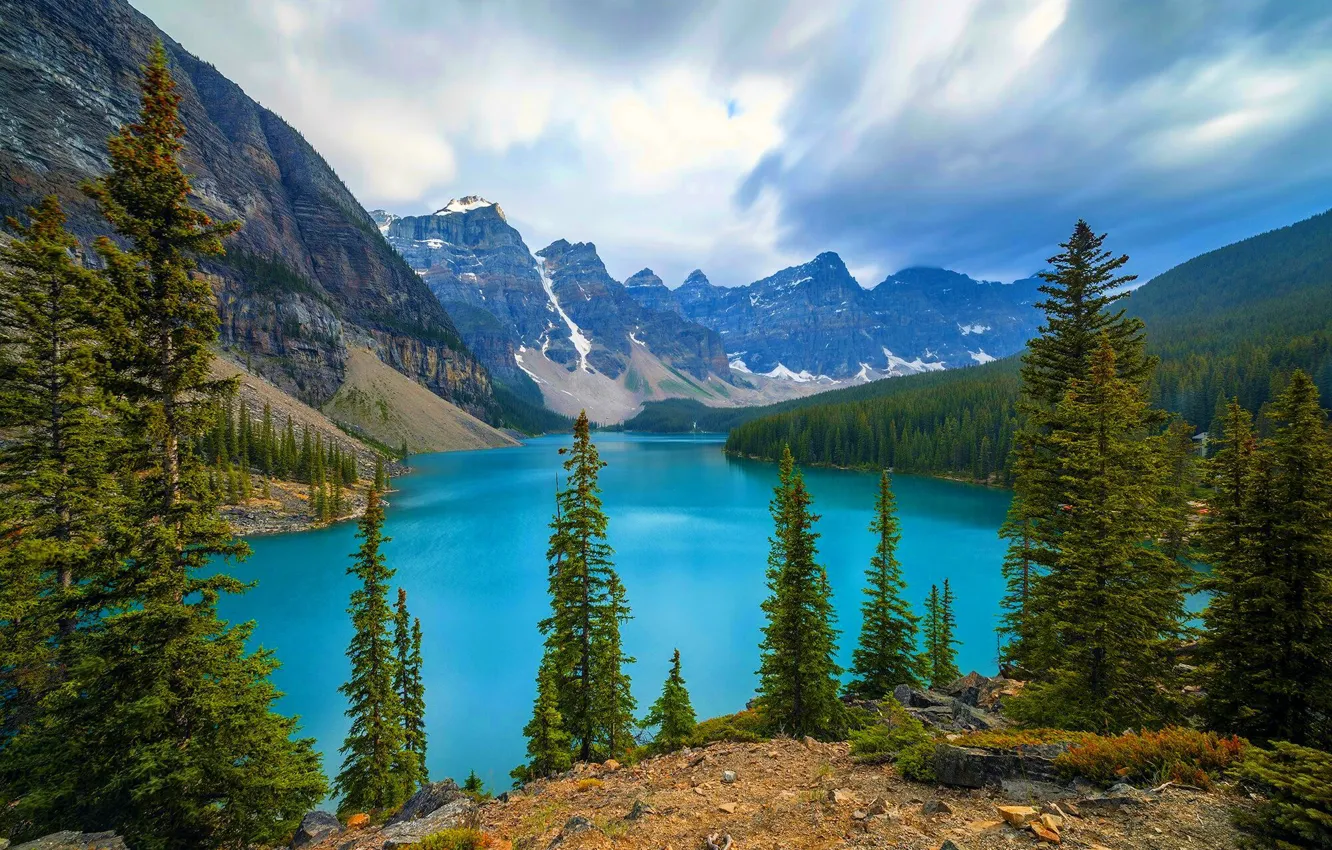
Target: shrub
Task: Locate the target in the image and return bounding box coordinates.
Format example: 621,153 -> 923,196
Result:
849,701 -> 931,763
953,728 -> 1096,749
1233,742 -> 1332,850
575,778 -> 604,792
1055,727 -> 1247,789
895,741 -> 938,783
410,828 -> 494,850
689,710 -> 767,746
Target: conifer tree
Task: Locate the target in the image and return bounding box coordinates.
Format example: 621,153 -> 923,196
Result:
537,411 -> 632,761
846,471 -> 924,698
0,197 -> 121,739
336,489 -> 410,815
514,661 -> 572,783
756,446 -> 842,738
394,588 -> 428,787
2,43 -> 326,848
920,583 -> 959,688
374,455 -> 387,491
643,649 -> 695,753
1007,340 -> 1189,731
1202,375 -> 1332,748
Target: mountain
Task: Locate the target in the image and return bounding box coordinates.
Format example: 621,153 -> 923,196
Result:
628,256 -> 1043,379
0,0 -> 494,419
376,198 -> 837,422
711,206 -> 1332,479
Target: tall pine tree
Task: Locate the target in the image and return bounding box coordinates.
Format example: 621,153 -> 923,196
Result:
846,471 -> 924,698
921,583 -> 960,689
513,661 -> 572,783
756,446 -> 842,738
336,489 -> 410,815
1202,375 -> 1332,749
1,44 -> 326,849
393,588 -> 428,788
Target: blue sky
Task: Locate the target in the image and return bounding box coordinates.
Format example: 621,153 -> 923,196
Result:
131,0 -> 1332,289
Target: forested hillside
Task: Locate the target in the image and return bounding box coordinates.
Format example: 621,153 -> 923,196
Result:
721,208 -> 1332,481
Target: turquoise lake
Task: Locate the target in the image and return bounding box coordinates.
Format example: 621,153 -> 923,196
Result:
220,433 -> 1011,792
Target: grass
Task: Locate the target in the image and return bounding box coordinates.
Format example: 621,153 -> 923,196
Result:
406,828 -> 493,850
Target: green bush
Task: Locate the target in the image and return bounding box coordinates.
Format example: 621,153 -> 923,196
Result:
1233,741 -> 1332,850
847,703 -> 932,767
895,741 -> 938,782
409,828 -> 491,850
690,710 -> 767,746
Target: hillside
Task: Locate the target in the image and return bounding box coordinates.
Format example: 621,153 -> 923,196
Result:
710,208 -> 1332,478
0,0 -> 495,419
324,348 -> 518,455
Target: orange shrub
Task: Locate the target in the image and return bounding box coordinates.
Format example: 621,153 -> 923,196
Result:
1055,727 -> 1247,789
575,778 -> 604,792
953,728 -> 1096,749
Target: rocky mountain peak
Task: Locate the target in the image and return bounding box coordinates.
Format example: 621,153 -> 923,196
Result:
625,269 -> 666,289
434,195 -> 504,219
680,269 -> 714,291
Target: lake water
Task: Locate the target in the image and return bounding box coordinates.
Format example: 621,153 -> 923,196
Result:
220,433 -> 1011,792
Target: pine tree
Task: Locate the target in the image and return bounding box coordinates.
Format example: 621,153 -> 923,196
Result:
2,44 -> 326,848
921,584 -> 943,686
536,411 -> 632,762
756,446 -> 842,738
642,649 -> 695,753
846,471 -> 924,698
394,588 -> 428,788
1000,221 -> 1159,677
936,579 -> 961,686
0,197 -> 121,739
514,661 -> 572,783
1202,375 -> 1332,748
1007,339 -> 1190,731
336,489 -> 410,815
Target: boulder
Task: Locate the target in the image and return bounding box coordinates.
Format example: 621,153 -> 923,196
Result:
943,672 -> 990,706
934,743 -> 1069,789
721,770 -> 737,784
291,811 -> 342,848
1029,822 -> 1061,844
546,816 -> 598,849
380,798 -> 478,849
997,805 -> 1038,827
387,779 -> 464,825
12,835 -> 126,850
922,799 -> 953,816
892,685 -> 952,709
827,788 -> 855,805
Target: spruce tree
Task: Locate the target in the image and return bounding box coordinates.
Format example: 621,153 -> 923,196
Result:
0,197 -> 121,739
514,661 -> 572,782
756,446 -> 842,738
1202,375 -> 1332,748
846,471 -> 924,698
920,583 -> 959,688
394,588 -> 428,787
2,44 -> 326,848
921,584 -> 942,686
537,411 -> 632,762
1008,339 -> 1190,731
643,649 -> 696,753
336,489 -> 410,815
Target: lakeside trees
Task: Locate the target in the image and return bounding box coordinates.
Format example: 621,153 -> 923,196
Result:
0,43 -> 326,848
643,649 -> 696,753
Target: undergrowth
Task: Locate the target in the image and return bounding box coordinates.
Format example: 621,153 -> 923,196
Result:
1054,727 -> 1247,789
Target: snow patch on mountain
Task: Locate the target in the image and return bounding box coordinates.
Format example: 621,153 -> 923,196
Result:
534,255 -> 592,372
969,349 -> 996,364
958,323 -> 991,335
436,196 -> 496,216
883,348 -> 947,375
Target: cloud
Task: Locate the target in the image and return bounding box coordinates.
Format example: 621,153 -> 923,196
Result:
132,0 -> 1332,286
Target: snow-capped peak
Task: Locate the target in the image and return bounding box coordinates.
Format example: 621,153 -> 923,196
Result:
435,196 -> 499,217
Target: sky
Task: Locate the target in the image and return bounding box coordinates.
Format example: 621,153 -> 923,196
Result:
130,0 -> 1332,289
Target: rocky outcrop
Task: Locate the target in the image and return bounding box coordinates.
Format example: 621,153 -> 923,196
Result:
628,256 -> 1043,379
887,674 -> 1014,732
0,0 -> 495,418
933,742 -> 1069,789
10,833 -> 126,850
290,812 -> 342,849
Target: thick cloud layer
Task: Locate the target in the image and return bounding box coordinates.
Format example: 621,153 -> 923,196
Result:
130,0 -> 1332,287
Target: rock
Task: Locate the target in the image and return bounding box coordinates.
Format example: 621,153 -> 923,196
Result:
602,759 -> 620,771
866,797 -> 890,816
694,787 -> 707,796
852,810 -> 868,821
388,779 -> 465,825
802,736 -> 818,749
380,798 -> 478,849
827,788 -> 855,805
922,799 -> 954,816
717,802 -> 737,814
291,811 -> 342,848
1040,801 -> 1069,819
997,805 -> 1038,827
893,685 -> 952,709
1029,822 -> 1061,844
345,813 -> 370,830
627,800 -> 656,819
1040,813 -> 1064,831
965,820 -> 1005,834
934,744 -> 1066,789
943,671 -> 990,706
12,835 -> 125,850
938,841 -> 968,850
1078,791 -> 1146,813
721,770 -> 737,784
546,816 -> 598,849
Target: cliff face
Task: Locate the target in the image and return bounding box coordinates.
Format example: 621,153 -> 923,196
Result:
0,0 -> 495,417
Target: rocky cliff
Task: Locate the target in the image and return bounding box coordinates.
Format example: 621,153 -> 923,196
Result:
0,0 -> 495,418
633,255 -> 1043,380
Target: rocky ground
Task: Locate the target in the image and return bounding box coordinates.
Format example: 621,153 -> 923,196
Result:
297,735 -> 1247,850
